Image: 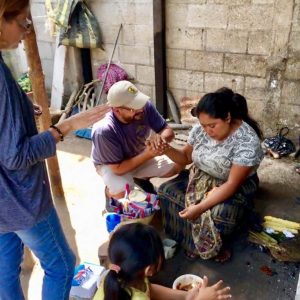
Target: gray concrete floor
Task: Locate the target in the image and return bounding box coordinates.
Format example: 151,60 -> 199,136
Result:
21,134 -> 300,300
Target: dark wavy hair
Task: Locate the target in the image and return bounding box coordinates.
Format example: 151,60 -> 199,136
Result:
191,87 -> 263,139
103,223 -> 165,300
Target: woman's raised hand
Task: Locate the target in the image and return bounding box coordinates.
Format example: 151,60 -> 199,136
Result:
185,276 -> 231,300
62,104 -> 110,131
49,104 -> 110,142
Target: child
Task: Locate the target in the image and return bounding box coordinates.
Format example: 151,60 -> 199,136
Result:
94,223 -> 231,300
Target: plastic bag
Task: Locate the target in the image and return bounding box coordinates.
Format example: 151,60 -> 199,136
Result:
263,127 -> 296,157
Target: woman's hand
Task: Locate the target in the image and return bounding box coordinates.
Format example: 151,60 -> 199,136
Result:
186,276 -> 231,300
144,140 -> 166,158
180,188 -> 219,221
179,204 -> 203,221
49,104 -> 110,142
62,104 -> 110,131
146,134 -> 170,152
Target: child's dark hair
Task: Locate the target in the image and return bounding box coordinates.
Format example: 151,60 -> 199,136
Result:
191,87 -> 263,139
103,223 -> 165,300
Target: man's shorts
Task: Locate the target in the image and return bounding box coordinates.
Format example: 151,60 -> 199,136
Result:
96,155 -> 175,195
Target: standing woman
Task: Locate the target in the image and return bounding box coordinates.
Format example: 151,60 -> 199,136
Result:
0,1 -> 109,299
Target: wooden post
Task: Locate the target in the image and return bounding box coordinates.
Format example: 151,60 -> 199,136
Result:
23,22 -> 65,200
153,0 -> 167,118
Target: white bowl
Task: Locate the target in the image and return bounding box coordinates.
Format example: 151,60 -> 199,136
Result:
172,274 -> 202,291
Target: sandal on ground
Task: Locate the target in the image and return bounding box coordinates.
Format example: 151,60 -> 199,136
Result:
214,246 -> 232,263
184,250 -> 199,261
295,165 -> 300,175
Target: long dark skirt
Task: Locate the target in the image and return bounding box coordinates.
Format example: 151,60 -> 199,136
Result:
158,168 -> 259,257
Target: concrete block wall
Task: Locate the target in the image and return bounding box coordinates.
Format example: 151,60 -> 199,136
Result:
28,0 -> 299,139
166,0 -> 300,139
89,0 -> 155,103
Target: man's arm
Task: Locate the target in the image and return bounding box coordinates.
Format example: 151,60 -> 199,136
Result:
108,144 -> 164,176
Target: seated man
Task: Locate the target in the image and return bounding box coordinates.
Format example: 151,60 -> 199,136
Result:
91,80 -> 183,199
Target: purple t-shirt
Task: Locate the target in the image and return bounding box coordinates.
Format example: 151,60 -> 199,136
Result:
91,101 -> 167,165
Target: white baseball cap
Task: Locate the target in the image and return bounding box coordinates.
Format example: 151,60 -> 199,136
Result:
107,80 -> 150,109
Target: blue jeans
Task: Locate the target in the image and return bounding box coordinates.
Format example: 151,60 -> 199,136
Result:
0,208 -> 76,300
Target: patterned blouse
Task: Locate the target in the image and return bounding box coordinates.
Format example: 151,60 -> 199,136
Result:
187,121 -> 264,181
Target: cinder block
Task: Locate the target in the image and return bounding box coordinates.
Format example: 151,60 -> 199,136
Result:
281,81 -> 300,105
228,5 -> 273,30
136,3 -> 153,25
166,27 -> 204,50
186,51 -> 223,72
206,29 -> 248,53
207,0 -> 250,3
135,25 -> 153,46
289,32 -> 300,57
104,44 -> 120,62
248,31 -> 272,55
137,65 -> 155,85
292,4 -> 300,32
273,29 -> 290,58
121,25 -> 136,46
119,45 -> 150,65
166,4 -> 188,28
204,73 -> 244,93
245,77 -> 267,101
166,49 -> 185,69
167,0 -> 205,3
285,60 -> 300,80
169,68 -> 204,91
134,83 -> 153,99
91,3 -> 121,26
278,104 -> 300,138
187,4 -> 228,29
122,63 -> 136,79
246,100 -> 265,122
252,0 -> 274,3
273,0 -> 294,28
97,23 -> 132,45
224,54 -> 267,77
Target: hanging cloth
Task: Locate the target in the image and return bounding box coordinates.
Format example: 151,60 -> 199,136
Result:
46,0 -> 103,49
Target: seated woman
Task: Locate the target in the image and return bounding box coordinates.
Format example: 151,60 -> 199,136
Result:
158,87 -> 264,261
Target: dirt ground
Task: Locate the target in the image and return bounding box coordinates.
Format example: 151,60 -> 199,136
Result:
20,134 -> 300,300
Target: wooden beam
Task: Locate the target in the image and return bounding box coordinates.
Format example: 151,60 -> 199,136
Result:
153,0 -> 167,118
23,21 -> 65,200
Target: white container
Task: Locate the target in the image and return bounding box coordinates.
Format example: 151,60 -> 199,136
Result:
172,274 -> 202,291
163,238 -> 177,259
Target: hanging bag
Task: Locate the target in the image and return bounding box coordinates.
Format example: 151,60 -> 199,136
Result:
47,0 -> 103,49
59,1 -> 103,49
263,127 -> 296,158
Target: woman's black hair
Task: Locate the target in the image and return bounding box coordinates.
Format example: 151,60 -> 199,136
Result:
191,87 -> 263,139
103,223 -> 165,300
